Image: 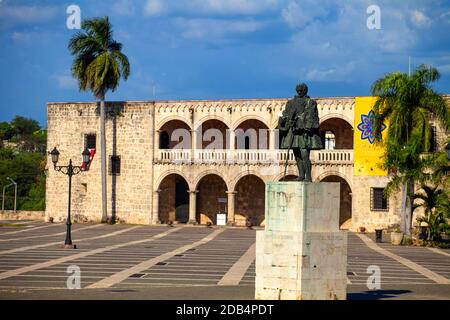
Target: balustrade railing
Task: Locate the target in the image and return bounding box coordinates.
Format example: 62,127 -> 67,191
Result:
156,149 -> 353,165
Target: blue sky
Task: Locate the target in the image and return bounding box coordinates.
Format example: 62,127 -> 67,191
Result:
1,0 -> 449,126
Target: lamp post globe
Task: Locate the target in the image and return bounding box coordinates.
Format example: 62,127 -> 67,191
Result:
50,147 -> 60,165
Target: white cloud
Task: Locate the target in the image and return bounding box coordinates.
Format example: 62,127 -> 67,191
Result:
143,0 -> 277,44
175,18 -> 264,40
438,11 -> 450,23
54,75 -> 78,90
0,5 -> 58,23
301,62 -> 357,82
113,0 -> 136,16
272,0 -> 428,85
145,0 -> 166,16
281,0 -> 330,29
11,31 -> 32,43
285,1 -> 420,55
199,0 -> 279,15
144,0 -> 280,16
410,10 -> 431,28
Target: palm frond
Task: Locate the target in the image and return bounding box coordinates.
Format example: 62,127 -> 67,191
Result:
68,16 -> 130,100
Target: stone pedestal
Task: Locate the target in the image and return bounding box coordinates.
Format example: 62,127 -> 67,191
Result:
255,182 -> 347,300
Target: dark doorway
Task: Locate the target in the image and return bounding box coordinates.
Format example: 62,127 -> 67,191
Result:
159,131 -> 170,149
158,174 -> 189,223
175,179 -> 189,223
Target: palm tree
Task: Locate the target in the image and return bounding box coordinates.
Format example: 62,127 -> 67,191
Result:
413,185 -> 449,240
372,65 -> 449,236
68,17 -> 130,223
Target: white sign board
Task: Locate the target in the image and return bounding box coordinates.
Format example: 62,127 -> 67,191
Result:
217,213 -> 227,226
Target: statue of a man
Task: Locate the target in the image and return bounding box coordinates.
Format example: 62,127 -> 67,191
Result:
279,83 -> 322,182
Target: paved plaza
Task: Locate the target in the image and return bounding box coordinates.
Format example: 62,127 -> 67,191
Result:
0,220 -> 449,300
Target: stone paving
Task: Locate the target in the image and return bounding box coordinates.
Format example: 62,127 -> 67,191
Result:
0,220 -> 449,299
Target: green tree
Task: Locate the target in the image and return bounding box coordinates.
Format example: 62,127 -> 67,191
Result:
68,17 -> 130,222
413,185 -> 449,240
10,116 -> 41,138
372,65 -> 450,236
0,147 -> 46,211
0,122 -> 14,140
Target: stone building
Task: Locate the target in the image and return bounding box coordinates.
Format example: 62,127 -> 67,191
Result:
46,96 -> 448,232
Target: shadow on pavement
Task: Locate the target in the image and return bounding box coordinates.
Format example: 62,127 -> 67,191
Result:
348,290 -> 412,300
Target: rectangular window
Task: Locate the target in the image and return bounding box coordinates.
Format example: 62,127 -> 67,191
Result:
85,134 -> 96,150
371,188 -> 388,211
109,155 -> 121,176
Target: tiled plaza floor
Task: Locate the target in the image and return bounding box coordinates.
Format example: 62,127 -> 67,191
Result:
0,221 -> 449,299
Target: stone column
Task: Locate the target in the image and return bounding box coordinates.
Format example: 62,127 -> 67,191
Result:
228,130 -> 235,164
151,189 -> 160,224
154,130 -> 160,161
191,129 -> 197,162
226,191 -> 237,225
188,190 -> 198,224
229,130 -> 235,150
269,129 -> 277,150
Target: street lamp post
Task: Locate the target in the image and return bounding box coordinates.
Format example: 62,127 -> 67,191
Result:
2,177 -> 17,213
50,147 -> 91,249
7,177 -> 17,213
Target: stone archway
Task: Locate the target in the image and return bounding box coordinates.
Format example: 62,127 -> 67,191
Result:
197,119 -> 229,149
319,118 -> 353,149
158,174 -> 190,223
234,119 -> 269,150
196,174 -> 227,224
234,175 -> 266,226
159,120 -> 191,149
320,175 -> 352,229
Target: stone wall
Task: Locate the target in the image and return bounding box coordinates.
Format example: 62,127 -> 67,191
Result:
0,210 -> 45,221
46,102 -> 154,225
351,176 -> 402,232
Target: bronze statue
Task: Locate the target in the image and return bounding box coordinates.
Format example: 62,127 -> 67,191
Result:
279,83 -> 322,182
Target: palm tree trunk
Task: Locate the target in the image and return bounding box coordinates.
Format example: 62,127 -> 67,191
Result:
100,99 -> 108,223
401,178 -> 414,236
401,181 -> 407,233
408,178 -> 415,236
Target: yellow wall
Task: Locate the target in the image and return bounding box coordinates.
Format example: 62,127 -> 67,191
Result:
354,97 -> 388,176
